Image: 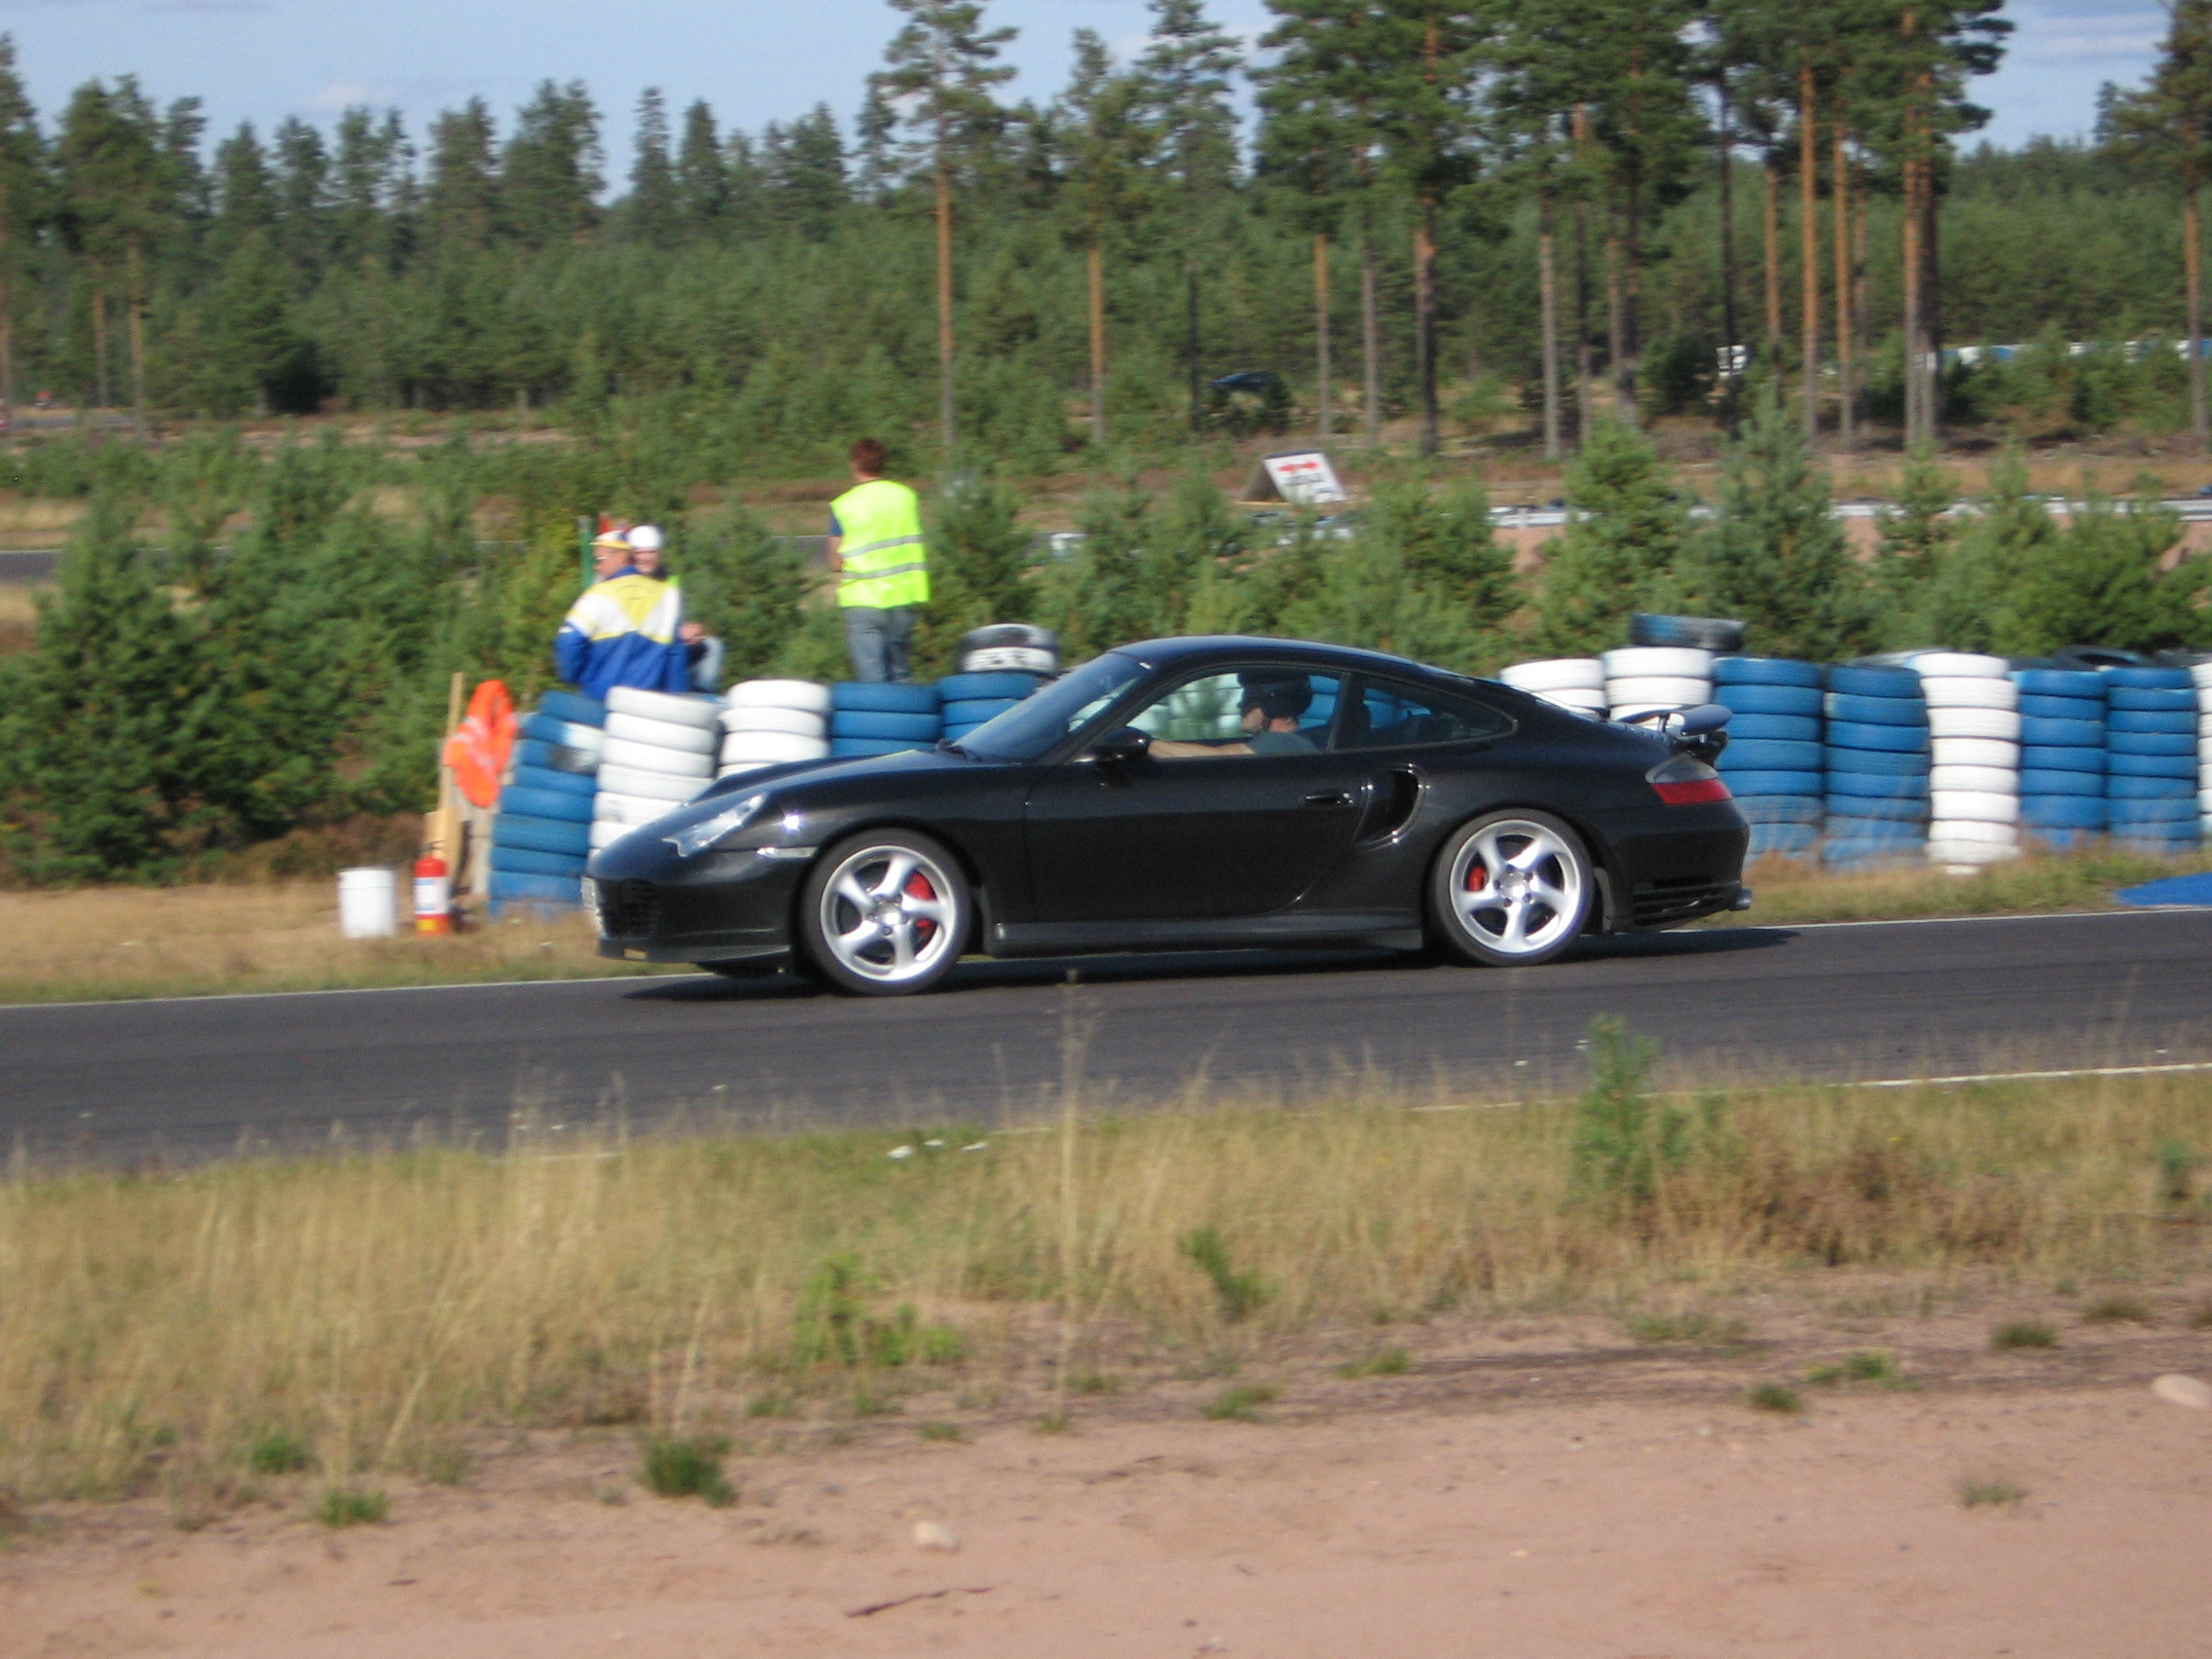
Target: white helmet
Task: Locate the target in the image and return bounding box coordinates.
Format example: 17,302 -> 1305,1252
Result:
627,524 -> 664,554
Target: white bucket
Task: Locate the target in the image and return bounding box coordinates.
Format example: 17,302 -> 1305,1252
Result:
337,867 -> 398,940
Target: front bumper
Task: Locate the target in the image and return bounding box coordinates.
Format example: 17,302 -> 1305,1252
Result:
586,842 -> 812,964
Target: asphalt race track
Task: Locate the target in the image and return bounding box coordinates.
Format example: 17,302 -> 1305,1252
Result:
3,908 -> 2208,1163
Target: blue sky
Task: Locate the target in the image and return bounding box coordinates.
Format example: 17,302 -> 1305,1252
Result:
0,0 -> 2168,178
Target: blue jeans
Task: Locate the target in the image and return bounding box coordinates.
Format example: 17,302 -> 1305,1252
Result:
842,606 -> 916,682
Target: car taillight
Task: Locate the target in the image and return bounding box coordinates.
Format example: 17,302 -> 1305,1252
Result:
1647,755 -> 1731,805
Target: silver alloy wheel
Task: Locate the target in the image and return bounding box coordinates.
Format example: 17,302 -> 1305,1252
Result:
1445,817 -> 1586,959
816,842 -> 962,985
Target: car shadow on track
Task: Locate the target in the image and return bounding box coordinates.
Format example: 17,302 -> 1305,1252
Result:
628,925 -> 1796,1004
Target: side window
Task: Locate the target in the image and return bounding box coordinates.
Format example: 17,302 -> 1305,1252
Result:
1337,678 -> 1513,751
1131,668 -> 1344,758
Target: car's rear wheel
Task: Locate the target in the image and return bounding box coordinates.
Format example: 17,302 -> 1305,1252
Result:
1429,810 -> 1593,968
798,830 -> 970,995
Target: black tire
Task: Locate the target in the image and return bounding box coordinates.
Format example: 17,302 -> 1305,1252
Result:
796,830 -> 971,996
1427,810 -> 1595,968
1629,612 -> 1747,653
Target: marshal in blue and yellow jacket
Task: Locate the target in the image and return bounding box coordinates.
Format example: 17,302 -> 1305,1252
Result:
552,568 -> 690,699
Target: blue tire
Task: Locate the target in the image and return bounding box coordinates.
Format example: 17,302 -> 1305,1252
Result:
1715,682 -> 1824,716
831,682 -> 940,714
2019,745 -> 2105,773
1721,712 -> 1821,742
2020,795 -> 2107,829
1826,793 -> 1929,823
2108,729 -> 2195,756
2018,693 -> 2105,720
490,844 -> 590,877
2019,768 -> 2104,796
498,784 -> 595,824
1825,819 -> 1930,844
1826,665 -> 1923,697
830,710 -> 942,741
1825,720 -> 1930,754
2110,794 -> 2197,822
491,813 -> 591,857
2109,754 -> 2197,781
519,712 -> 602,750
1720,737 -> 1823,770
2025,828 -> 2101,852
1716,768 -> 1825,795
941,723 -> 986,740
2108,708 -> 2195,733
487,869 -> 583,907
830,737 -> 927,757
2107,686 -> 2195,713
2013,670 -> 2106,697
1825,746 -> 1932,777
509,764 -> 599,799
1738,794 -> 1824,825
535,690 -> 606,728
2100,668 -> 2193,691
1748,821 -> 1821,855
1825,692 -> 1929,727
1714,656 -> 1823,688
2018,717 -> 2103,746
1825,768 -> 1930,798
936,671 -> 1044,702
512,737 -> 598,776
940,698 -> 1020,725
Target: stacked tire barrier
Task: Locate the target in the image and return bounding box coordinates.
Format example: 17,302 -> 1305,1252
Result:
2198,662 -> 2212,839
830,682 -> 941,757
937,670 -> 1048,741
2012,668 -> 2107,852
720,679 -> 831,780
1822,665 -> 1931,869
2101,665 -> 2201,855
593,687 -> 719,852
1913,652 -> 2021,871
1496,658 -> 1607,719
493,689 -> 603,909
1712,657 -> 1824,859
1603,646 -> 1712,721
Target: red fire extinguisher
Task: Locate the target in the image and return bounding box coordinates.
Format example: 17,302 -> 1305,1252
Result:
414,853 -> 453,935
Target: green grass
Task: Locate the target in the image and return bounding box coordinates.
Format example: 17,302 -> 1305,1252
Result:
638,1434 -> 733,1505
1746,1383 -> 1802,1414
1992,1319 -> 2061,1350
1069,1370 -> 1123,1395
1337,1346 -> 1411,1379
244,1429 -> 313,1476
1715,845 -> 2212,929
1625,1310 -> 1750,1346
1806,1350 -> 1908,1387
2082,1294 -> 2156,1325
315,1487 -> 387,1528
916,1420 -> 965,1442
1204,1384 -> 1279,1422
1957,1477 -> 2027,1508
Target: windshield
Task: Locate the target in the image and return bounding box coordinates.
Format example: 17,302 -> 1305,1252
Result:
955,651 -> 1150,762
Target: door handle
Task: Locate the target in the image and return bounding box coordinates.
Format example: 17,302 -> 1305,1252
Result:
1304,791 -> 1355,808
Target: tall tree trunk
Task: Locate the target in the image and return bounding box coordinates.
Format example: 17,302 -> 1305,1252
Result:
1186,263 -> 1201,434
1360,232 -> 1381,446
1088,239 -> 1106,448
1539,178 -> 1562,461
1798,64 -> 1820,441
1902,152 -> 1923,446
92,278 -> 109,409
1923,141 -> 1942,440
1572,105 -> 1595,444
1622,172 -> 1645,424
1604,216 -> 1630,425
1833,126 -> 1855,447
2188,167 -> 2206,447
127,239 -> 148,429
935,148 -> 955,454
1314,231 -> 1332,441
1717,77 -> 1739,431
1853,149 -> 1870,413
1761,157 -> 1783,363
1414,202 -> 1438,458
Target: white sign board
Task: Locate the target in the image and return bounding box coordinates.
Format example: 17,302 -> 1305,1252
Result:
1256,450 -> 1346,506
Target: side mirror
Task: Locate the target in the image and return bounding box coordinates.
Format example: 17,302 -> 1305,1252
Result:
1091,725 -> 1152,764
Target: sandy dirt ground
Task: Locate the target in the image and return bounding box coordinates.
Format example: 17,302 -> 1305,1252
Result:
7,1309 -> 2210,1659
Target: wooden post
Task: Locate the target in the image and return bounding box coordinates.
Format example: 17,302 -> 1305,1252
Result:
425,670 -> 465,872
1798,63 -> 1820,441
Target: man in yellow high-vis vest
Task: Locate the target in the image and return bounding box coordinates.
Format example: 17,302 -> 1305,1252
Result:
827,437 -> 929,682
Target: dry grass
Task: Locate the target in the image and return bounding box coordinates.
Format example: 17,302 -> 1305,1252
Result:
1719,844 -> 2212,929
0,880 -> 656,1004
2,1065 -> 2206,1504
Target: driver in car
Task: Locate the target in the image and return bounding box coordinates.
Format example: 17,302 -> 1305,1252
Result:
1150,674 -> 1317,757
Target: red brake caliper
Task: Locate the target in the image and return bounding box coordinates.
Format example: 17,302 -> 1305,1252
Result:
904,870 -> 938,940
1465,861 -> 1488,891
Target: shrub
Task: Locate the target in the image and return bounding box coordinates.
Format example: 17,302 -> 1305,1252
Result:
1179,1225 -> 1272,1322
638,1433 -> 732,1504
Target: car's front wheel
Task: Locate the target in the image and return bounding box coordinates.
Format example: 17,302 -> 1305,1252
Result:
1429,810 -> 1594,968
797,830 -> 971,995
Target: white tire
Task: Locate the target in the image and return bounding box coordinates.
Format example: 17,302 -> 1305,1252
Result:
2198,714 -> 2212,735
534,719 -> 604,756
598,765 -> 706,804
1929,706 -> 2021,741
2198,787 -> 2212,811
2191,661 -> 2212,688
1603,646 -> 1712,679
1499,658 -> 1605,694
1929,736 -> 2017,769
1928,818 -> 2019,847
605,686 -> 720,729
1931,790 -> 2020,825
719,704 -> 827,739
719,760 -> 775,781
589,819 -> 635,850
600,736 -> 715,778
2198,736 -> 2212,762
604,710 -> 718,756
1910,651 -> 2009,680
1539,689 -> 1609,713
1604,676 -> 1711,707
724,679 -> 832,715
1929,764 -> 2018,794
596,792 -> 680,826
1930,841 -> 2022,868
721,730 -> 830,763
1918,676 -> 2018,711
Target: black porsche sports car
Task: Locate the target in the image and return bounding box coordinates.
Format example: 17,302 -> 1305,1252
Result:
585,636 -> 1751,995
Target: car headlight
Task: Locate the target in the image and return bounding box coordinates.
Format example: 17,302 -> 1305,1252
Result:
664,793 -> 767,858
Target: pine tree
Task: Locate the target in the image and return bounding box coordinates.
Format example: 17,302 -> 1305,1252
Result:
675,100 -> 728,236
0,37 -> 43,420
1531,419 -> 1689,654
501,81 -> 601,249
763,105 -> 849,239
1869,442 -> 1955,618
271,115 -> 329,276
1055,29 -> 1153,446
1909,449 -> 2053,652
1991,488 -> 2192,656
666,504 -> 813,681
628,88 -> 678,243
425,98 -> 498,254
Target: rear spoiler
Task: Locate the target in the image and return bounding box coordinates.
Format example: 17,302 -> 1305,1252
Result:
1614,701 -> 1730,765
